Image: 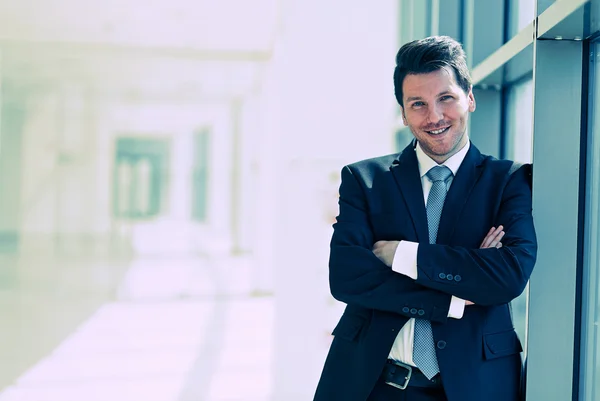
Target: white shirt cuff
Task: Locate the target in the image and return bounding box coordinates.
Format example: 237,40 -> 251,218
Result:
391,241 -> 418,280
448,296 -> 466,319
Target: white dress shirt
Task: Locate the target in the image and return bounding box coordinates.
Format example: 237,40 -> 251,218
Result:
387,140 -> 470,366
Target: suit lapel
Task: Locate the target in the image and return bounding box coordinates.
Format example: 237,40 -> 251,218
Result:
436,144 -> 485,244
389,143 -> 429,243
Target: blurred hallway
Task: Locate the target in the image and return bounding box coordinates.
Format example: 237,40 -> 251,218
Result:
0,1 -> 397,399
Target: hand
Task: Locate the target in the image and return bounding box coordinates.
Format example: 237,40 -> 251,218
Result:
372,240 -> 400,267
480,225 -> 505,249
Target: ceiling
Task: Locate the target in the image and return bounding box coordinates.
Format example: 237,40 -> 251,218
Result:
0,0 -> 279,102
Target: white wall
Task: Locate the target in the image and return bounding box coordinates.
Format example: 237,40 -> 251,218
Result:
266,0 -> 399,399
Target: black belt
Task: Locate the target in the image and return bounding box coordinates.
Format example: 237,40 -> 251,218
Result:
381,360 -> 442,389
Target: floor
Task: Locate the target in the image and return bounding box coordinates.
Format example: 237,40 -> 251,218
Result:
0,252 -> 281,401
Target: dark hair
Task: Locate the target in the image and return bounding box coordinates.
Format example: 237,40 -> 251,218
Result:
393,36 -> 472,107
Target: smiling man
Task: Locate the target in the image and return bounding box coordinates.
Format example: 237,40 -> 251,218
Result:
313,36 -> 537,401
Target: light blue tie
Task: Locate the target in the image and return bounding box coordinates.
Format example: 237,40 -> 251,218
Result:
413,165 -> 453,379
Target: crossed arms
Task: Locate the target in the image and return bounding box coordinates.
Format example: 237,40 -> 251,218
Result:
373,225 -> 505,307
328,165 -> 537,324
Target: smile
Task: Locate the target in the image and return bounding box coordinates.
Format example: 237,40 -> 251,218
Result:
426,126 -> 450,135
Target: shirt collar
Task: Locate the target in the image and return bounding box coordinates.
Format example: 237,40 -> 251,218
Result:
415,138 -> 470,178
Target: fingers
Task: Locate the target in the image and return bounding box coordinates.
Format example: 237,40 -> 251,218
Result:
480,225 -> 504,249
372,240 -> 385,250
488,230 -> 505,248
479,227 -> 495,248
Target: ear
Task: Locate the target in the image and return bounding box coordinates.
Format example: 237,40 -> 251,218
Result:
468,87 -> 476,112
400,107 -> 408,125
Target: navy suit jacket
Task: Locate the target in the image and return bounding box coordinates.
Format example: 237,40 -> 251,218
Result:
313,142 -> 537,401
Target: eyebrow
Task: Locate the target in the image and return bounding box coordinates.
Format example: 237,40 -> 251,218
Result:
406,90 -> 453,103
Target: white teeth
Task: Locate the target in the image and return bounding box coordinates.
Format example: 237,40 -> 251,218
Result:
429,127 -> 448,134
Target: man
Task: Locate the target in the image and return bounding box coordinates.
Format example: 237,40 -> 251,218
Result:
313,36 -> 537,401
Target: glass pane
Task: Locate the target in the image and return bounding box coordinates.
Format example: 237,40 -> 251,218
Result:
503,78 -> 534,351
537,0 -> 556,16
399,0 -> 431,44
508,0 -> 535,39
580,42 -> 600,401
505,79 -> 534,163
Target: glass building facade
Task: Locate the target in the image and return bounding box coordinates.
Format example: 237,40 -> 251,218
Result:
396,0 -> 600,399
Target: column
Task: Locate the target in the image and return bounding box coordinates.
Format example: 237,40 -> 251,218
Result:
0,58 -> 26,251
268,1 -> 399,399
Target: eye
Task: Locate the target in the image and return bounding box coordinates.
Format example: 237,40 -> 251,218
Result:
411,101 -> 425,108
440,95 -> 453,101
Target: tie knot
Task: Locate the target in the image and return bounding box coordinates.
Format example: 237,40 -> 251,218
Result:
426,165 -> 452,182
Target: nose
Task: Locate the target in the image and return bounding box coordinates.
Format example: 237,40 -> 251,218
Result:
427,103 -> 444,123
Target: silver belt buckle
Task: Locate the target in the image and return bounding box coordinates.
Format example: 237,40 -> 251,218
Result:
385,360 -> 413,390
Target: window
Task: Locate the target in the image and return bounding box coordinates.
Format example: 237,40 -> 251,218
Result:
504,78 -> 534,163
113,137 -> 169,220
191,129 -> 210,222
508,0 -> 535,39
580,41 -> 600,401
503,78 -> 534,352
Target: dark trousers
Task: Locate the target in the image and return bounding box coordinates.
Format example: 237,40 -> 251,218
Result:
367,377 -> 448,401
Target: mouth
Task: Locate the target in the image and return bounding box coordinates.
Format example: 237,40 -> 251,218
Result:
425,126 -> 451,135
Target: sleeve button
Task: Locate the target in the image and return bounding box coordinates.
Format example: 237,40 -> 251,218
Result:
446,274 -> 454,281
418,309 -> 425,316
454,275 -> 462,282
410,308 -> 418,315
438,273 -> 446,280
402,307 -> 410,313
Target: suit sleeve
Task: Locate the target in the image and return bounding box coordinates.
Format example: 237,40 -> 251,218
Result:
329,165 -> 453,323
414,164 -> 537,305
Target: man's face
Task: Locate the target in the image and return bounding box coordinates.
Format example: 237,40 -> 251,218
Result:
401,67 -> 476,164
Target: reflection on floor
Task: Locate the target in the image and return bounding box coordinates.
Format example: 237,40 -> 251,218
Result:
0,253 -> 274,401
